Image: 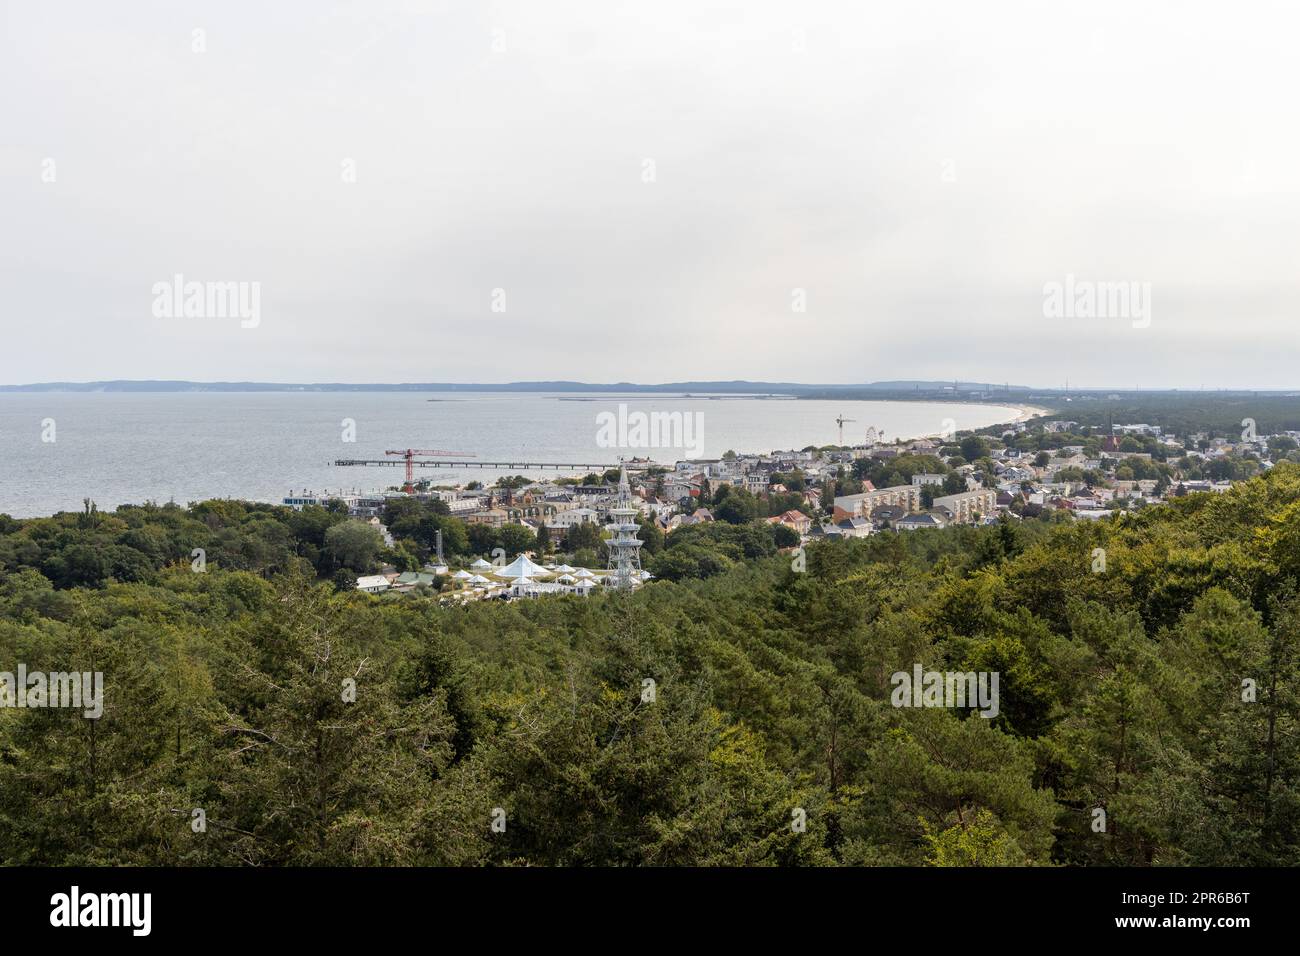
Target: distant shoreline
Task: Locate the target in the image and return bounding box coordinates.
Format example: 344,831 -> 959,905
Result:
1009,403 -> 1053,424
0,379 -> 1015,394
910,402 -> 1051,444
2,381 -> 1289,397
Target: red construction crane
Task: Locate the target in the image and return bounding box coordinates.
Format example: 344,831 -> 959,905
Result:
385,448 -> 475,493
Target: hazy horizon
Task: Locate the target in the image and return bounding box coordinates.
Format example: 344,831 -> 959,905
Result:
3,377 -> 1300,393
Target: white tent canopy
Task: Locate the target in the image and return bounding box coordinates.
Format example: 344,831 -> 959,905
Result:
451,569 -> 474,580
470,558 -> 494,570
496,554 -> 550,580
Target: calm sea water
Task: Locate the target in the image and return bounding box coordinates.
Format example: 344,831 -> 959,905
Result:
0,392 -> 1022,518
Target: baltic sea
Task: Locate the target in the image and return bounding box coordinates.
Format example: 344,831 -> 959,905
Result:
0,392 -> 1026,517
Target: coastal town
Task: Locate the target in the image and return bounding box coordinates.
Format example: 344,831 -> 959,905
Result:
10,0 -> 1299,907
279,413 -> 1298,601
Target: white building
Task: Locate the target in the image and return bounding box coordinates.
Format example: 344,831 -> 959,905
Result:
551,507 -> 600,529
932,489 -> 997,524
833,485 -> 921,520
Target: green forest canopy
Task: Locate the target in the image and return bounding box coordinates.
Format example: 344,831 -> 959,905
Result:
2,464 -> 1300,865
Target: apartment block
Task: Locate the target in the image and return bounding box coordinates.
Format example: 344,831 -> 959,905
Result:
833,485 -> 921,521
931,488 -> 997,524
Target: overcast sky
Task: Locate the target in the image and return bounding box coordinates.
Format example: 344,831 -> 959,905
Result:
2,0 -> 1298,388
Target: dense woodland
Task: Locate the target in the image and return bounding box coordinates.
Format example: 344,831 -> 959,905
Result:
1028,393 -> 1300,439
2,464 -> 1299,865
799,390 -> 1300,441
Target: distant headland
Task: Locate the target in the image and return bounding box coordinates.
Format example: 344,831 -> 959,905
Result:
0,379 -> 1030,394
